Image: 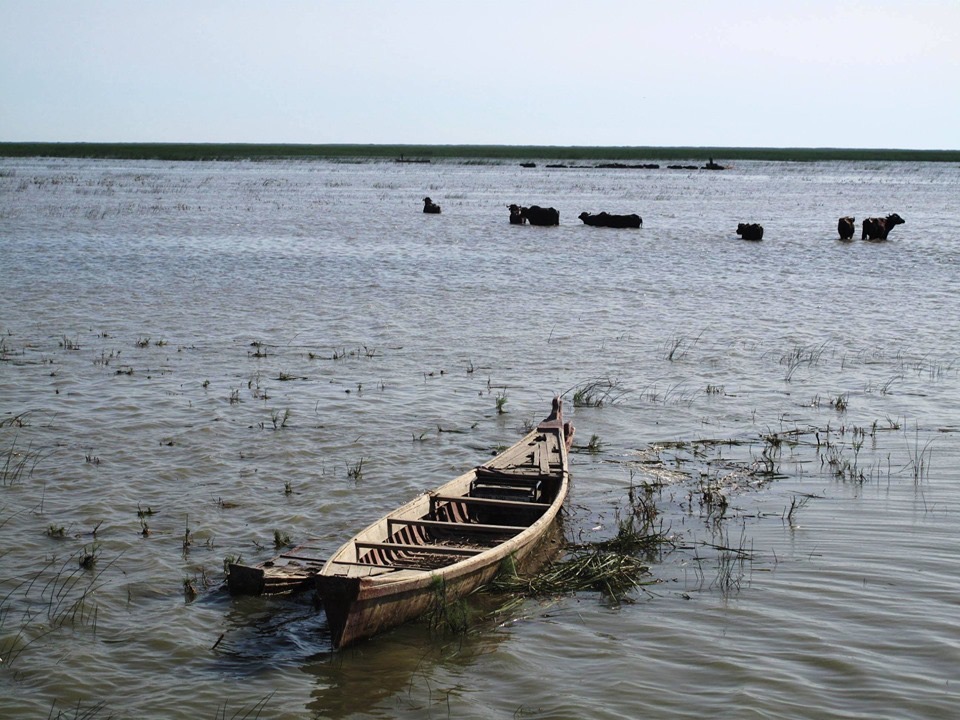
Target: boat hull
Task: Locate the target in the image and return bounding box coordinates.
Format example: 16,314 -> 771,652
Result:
318,400 -> 573,648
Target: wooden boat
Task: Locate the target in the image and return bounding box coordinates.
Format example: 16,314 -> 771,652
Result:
316,398 -> 574,649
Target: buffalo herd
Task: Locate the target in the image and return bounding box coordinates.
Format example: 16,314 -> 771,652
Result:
423,199 -> 906,242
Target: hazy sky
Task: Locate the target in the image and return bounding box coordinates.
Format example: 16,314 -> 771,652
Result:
2,1 -> 958,149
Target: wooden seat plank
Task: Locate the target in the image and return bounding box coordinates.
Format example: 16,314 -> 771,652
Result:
387,518 -> 527,534
355,540 -> 484,555
431,493 -> 545,509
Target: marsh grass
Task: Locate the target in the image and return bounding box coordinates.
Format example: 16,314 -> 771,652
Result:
46,699 -> 112,719
903,424 -> 935,483
490,488 -> 666,606
490,550 -> 651,602
664,332 -> 704,362
0,550 -> 115,667
426,576 -> 470,635
584,434 -> 603,454
1,435 -> 45,486
8,142 -> 956,163
780,342 -> 829,381
213,691 -> 275,720
570,377 -> 627,407
691,526 -> 753,597
785,494 -> 813,527
347,458 -> 364,481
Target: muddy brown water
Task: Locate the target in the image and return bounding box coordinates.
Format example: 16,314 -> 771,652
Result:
1,156 -> 958,718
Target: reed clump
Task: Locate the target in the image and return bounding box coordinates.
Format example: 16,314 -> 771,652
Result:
490,550 -> 650,601
570,377 -> 626,407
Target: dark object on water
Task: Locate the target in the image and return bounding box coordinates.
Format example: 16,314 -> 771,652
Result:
422,197 -> 441,214
667,164 -> 699,170
737,223 -> 764,241
578,211 -> 642,229
520,162 -> 537,168
838,216 -> 856,240
508,204 -> 559,226
228,541 -> 327,595
595,163 -> 660,170
396,155 -> 431,164
704,158 -> 725,170
861,213 -> 904,241
316,398 -> 574,649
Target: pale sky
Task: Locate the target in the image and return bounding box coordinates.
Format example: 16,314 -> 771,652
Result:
2,1 -> 958,149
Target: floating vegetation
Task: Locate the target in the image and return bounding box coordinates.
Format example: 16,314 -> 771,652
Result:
490,487 -> 666,606
490,550 -> 651,601
273,530 -> 291,548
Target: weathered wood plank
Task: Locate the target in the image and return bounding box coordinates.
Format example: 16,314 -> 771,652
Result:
386,518 -> 526,534
355,540 -> 484,555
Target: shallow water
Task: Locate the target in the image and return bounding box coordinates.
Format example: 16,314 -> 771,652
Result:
1,156 -> 958,719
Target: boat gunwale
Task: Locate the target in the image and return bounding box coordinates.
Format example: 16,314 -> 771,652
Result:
317,399 -> 573,647
320,424 -> 567,585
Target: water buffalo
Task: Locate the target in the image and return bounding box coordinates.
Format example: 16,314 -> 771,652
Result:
838,216 -> 856,240
422,197 -> 441,214
507,204 -> 527,225
578,211 -> 642,229
861,213 -> 904,241
511,204 -> 559,226
736,223 -> 764,241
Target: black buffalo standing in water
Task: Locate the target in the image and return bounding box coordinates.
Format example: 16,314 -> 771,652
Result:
422,197 -> 441,214
838,216 -> 856,240
509,204 -> 559,226
736,223 -> 764,241
861,213 -> 904,241
578,211 -> 642,229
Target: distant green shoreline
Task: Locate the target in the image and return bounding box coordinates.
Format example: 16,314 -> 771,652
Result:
1,142 -> 958,163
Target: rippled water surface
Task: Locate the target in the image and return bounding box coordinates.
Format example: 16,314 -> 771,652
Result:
2,156 -> 959,719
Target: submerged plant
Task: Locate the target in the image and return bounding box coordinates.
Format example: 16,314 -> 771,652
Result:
904,425 -> 935,483
347,458 -> 364,481
426,576 -> 470,635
